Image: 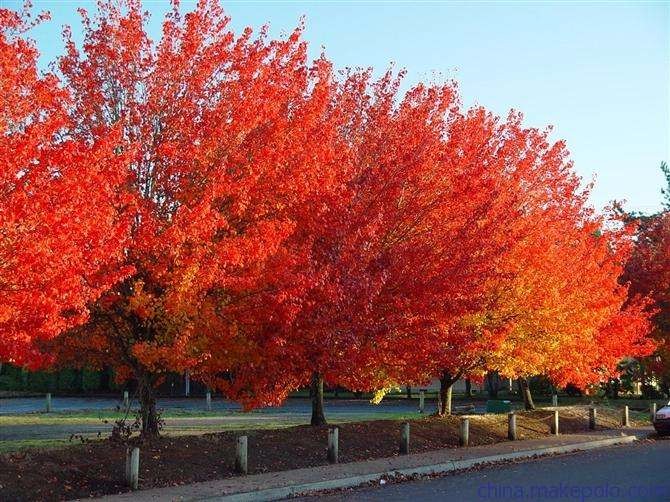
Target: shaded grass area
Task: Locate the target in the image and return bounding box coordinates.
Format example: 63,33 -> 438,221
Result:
0,409 -> 246,424
0,439 -> 74,454
0,409 -> 417,427
0,405 -> 651,501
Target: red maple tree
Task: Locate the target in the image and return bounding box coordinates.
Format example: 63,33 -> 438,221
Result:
48,0 -> 342,435
623,164 -> 670,396
3,0 -> 656,432
0,6 -> 131,368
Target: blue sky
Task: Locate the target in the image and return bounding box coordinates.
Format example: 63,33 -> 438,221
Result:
4,0 -> 669,214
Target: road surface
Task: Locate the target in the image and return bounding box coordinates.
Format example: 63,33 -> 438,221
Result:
299,440 -> 670,501
1,397 -> 490,441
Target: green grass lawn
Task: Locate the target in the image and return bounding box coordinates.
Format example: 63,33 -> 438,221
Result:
0,438 -> 78,454
0,408 -> 419,427
0,409 -> 225,425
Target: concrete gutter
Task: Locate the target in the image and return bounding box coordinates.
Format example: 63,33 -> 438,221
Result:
96,428 -> 654,502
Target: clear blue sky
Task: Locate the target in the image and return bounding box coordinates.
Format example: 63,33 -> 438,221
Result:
4,0 -> 669,214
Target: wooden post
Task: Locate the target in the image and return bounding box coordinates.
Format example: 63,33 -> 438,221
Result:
235,436 -> 248,474
650,402 -> 657,423
206,391 -> 212,411
328,427 -> 339,464
125,447 -> 131,482
419,390 -> 425,414
551,394 -> 558,407
589,407 -> 597,430
400,422 -> 410,454
127,447 -> 139,490
45,393 -> 52,413
123,390 -> 129,409
507,412 -> 517,440
622,405 -> 630,427
459,418 -> 469,447
550,410 -> 559,435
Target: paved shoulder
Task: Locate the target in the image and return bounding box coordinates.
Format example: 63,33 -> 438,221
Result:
96,429 -> 653,501
301,439 -> 670,502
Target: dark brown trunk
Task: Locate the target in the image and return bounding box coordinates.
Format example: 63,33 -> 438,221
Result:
77,369 -> 85,392
465,378 -> 472,397
486,371 -> 500,398
138,374 -> 160,437
310,372 -> 327,425
518,377 -> 535,411
438,371 -> 455,416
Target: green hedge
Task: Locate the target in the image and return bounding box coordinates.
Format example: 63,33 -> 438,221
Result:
0,364 -> 111,393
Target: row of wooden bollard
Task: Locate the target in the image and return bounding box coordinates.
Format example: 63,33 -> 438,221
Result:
121,403 -> 644,490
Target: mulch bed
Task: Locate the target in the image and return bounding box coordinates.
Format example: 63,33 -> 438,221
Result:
0,406 -> 638,501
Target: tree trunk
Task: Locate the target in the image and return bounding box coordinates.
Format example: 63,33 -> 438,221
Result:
406,385 -> 412,399
486,371 -> 500,398
438,371 -> 455,416
518,377 -> 535,411
465,378 -> 472,397
76,369 -> 84,392
138,374 -> 160,437
310,372 -> 327,426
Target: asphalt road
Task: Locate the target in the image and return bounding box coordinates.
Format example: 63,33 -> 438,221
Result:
1,397 -> 489,441
300,440 -> 670,502
0,395 -> 446,415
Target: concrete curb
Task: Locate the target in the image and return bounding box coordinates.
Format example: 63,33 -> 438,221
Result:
211,434 -> 644,502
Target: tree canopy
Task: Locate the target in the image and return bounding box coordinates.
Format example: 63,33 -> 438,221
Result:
0,0 -> 656,433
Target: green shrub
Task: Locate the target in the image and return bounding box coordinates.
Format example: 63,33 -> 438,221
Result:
82,369 -> 101,391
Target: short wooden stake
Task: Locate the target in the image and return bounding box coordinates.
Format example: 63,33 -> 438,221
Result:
400,422 -> 410,454
459,417 -> 469,447
419,391 -> 425,414
328,427 -> 339,464
508,412 -> 517,440
206,391 -> 212,411
550,410 -> 559,435
551,394 -> 558,407
650,402 -> 657,423
622,405 -> 630,427
126,447 -> 139,490
125,447 -> 131,482
235,436 -> 248,474
45,393 -> 52,413
589,407 -> 597,430
123,390 -> 129,409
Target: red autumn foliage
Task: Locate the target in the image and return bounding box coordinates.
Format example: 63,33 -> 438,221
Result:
0,0 -> 655,429
45,0 -> 348,434
0,6 -> 131,368
624,191 -> 670,394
